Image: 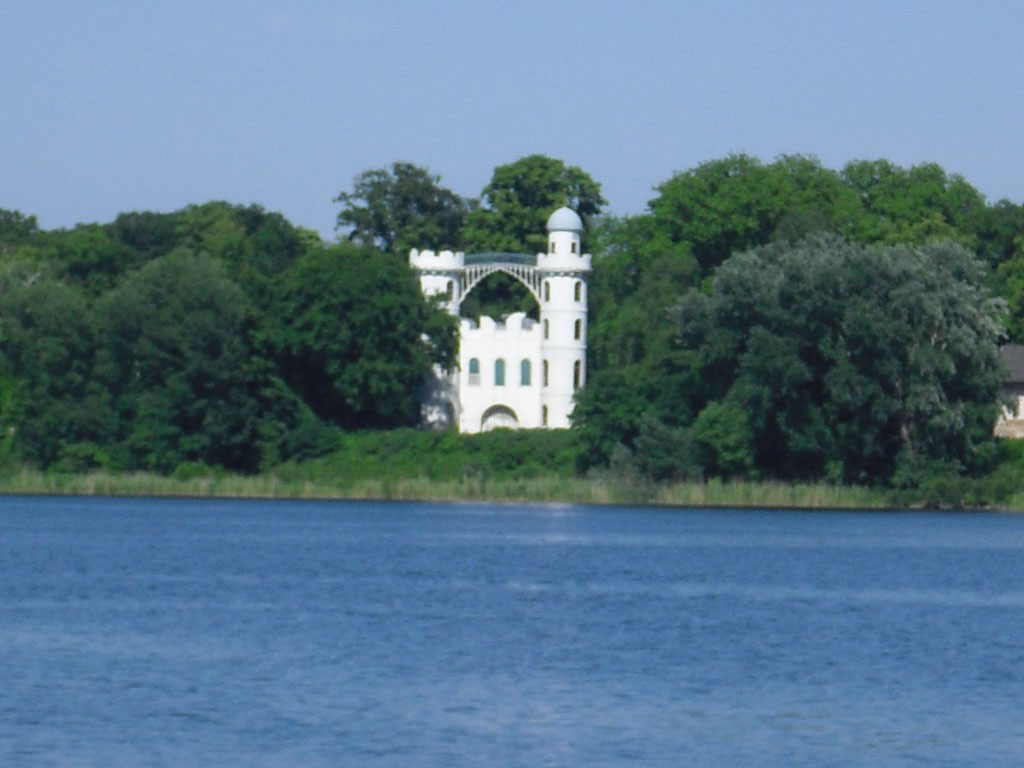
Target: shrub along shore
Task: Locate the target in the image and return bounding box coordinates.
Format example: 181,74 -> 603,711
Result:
3,426 -> 1024,509
4,428 -> 1024,510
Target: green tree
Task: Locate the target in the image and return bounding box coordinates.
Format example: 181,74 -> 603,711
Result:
263,242 -> 457,429
995,236 -> 1024,341
969,199 -> 1024,269
573,214 -> 703,471
840,159 -> 985,246
174,202 -> 307,297
0,275 -> 109,467
95,250 -> 278,472
106,210 -> 180,261
462,154 -> 606,254
648,153 -> 862,276
0,209 -> 40,253
335,163 -> 468,257
587,214 -> 700,372
691,401 -> 754,479
571,367 -> 653,472
674,235 -> 1005,484
632,415 -> 699,482
47,224 -> 139,294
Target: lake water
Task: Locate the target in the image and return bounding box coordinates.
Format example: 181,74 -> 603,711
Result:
2,496 -> 1023,766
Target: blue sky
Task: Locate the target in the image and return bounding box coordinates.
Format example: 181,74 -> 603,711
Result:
4,1 -> 1023,238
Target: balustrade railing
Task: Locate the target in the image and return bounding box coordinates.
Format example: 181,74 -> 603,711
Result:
463,252 -> 536,266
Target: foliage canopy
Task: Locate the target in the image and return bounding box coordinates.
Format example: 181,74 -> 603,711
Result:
2,151 -> 1022,491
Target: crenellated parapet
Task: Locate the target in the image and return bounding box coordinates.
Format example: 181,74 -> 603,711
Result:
409,248 -> 465,272
536,249 -> 592,273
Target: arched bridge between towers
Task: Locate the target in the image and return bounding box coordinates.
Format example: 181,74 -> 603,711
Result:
458,252 -> 541,308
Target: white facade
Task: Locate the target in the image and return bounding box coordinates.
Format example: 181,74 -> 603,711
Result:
410,207 -> 591,433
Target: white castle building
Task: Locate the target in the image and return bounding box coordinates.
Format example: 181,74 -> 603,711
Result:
409,206 -> 590,433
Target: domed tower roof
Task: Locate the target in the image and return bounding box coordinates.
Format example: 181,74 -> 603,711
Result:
546,206 -> 583,232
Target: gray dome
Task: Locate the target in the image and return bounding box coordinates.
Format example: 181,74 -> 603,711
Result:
546,206 -> 583,232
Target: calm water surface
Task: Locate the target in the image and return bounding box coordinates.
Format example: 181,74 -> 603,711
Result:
2,496 -> 1023,766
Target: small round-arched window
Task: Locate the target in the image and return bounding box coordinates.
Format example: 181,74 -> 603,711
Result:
520,359 -> 531,386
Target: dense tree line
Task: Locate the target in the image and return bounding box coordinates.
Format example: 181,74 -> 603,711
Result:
577,155 -> 1019,487
3,152 -> 1023,489
576,236 -> 1004,487
0,203 -> 454,473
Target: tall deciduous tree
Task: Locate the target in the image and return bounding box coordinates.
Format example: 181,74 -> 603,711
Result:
0,209 -> 39,251
335,163 -> 468,257
673,235 -> 1005,484
106,210 -> 180,261
0,275 -> 108,467
95,249 -> 275,472
840,159 -> 985,246
263,242 -> 457,429
648,154 -> 863,276
46,224 -> 139,294
994,236 -> 1024,341
174,202 -> 307,298
462,154 -> 606,254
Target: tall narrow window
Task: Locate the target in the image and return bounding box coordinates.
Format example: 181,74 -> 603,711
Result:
543,360 -> 549,387
542,406 -> 548,426
543,319 -> 549,339
543,281 -> 550,302
574,319 -> 581,340
573,360 -> 581,390
574,281 -> 582,302
495,358 -> 505,386
468,357 -> 480,385
520,359 -> 531,386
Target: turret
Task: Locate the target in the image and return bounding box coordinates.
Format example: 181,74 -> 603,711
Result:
538,207 -> 590,428
536,206 -> 592,271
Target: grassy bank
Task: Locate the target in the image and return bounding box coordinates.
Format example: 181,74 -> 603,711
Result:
0,467 -> 897,509
4,426 -> 1022,510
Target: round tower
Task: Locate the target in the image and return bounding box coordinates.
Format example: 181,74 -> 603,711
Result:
537,206 -> 590,428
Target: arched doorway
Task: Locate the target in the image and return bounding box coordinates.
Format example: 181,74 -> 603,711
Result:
480,404 -> 519,431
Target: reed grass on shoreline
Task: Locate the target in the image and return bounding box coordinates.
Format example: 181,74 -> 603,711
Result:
0,468 -> 909,509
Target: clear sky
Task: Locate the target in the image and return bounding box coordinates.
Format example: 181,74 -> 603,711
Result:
4,1 -> 1023,239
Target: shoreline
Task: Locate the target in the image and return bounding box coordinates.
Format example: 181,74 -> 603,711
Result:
1,468 -> 1009,511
